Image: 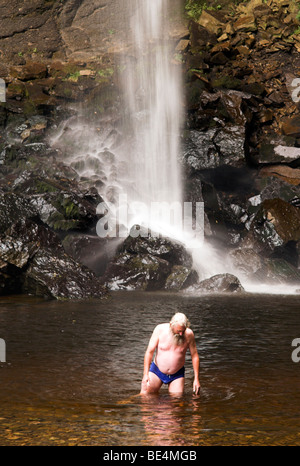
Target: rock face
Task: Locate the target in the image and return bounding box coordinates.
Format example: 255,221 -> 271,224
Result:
180,0 -> 300,287
187,273 -> 245,293
0,0 -> 186,63
0,136 -> 108,299
0,218 -> 108,299
0,0 -> 130,63
103,232 -> 199,291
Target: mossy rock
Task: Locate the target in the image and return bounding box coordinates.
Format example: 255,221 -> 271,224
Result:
210,75 -> 242,90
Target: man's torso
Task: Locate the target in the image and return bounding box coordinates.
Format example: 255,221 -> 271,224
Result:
155,323 -> 190,375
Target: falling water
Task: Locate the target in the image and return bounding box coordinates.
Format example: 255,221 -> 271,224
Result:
119,0 -> 230,279
122,0 -> 182,208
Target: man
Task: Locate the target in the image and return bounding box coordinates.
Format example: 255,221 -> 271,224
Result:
140,312 -> 200,395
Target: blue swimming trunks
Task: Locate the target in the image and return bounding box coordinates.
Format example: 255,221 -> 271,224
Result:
149,361 -> 185,385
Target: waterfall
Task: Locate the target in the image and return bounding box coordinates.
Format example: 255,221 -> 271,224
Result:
50,0 -> 227,281
119,0 -> 183,230
124,0 -> 182,206
119,0 -> 230,280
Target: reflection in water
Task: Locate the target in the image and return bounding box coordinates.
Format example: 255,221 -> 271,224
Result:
0,291 -> 299,445
139,394 -> 202,446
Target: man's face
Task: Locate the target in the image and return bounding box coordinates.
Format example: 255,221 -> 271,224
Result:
170,323 -> 186,344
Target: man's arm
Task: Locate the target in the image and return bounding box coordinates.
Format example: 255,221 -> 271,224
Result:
189,332 -> 200,395
140,325 -> 160,393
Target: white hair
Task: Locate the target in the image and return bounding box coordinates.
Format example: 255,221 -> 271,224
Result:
170,312 -> 190,328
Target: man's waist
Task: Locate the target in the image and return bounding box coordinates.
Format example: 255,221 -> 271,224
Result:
153,360 -> 185,376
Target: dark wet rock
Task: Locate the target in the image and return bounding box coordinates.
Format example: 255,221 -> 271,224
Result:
0,191 -> 38,234
198,10 -> 225,36
252,258 -> 300,285
251,133 -> 300,165
164,265 -> 199,291
0,140 -> 103,233
251,198 -> 300,252
120,231 -> 193,268
258,167 -> 300,192
228,247 -> 264,280
183,88 -> 258,173
256,173 -> 300,204
104,252 -> 172,291
182,125 -> 246,171
29,188 -> 101,232
62,233 -> 120,276
103,230 -> 197,291
0,218 -> 107,299
23,248 -> 107,300
187,89 -> 254,129
189,273 -> 245,293
281,115 -> 300,138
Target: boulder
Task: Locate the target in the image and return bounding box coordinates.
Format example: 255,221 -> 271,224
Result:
252,198 -> 300,251
62,233 -> 119,276
182,125 -> 246,171
256,174 -> 300,204
164,265 -> 199,291
23,248 -> 107,299
0,191 -> 37,234
281,115 -> 300,137
252,258 -> 300,285
120,232 -> 193,268
103,252 -> 172,291
198,10 -> 225,35
259,166 -> 300,186
103,231 -> 197,291
228,247 -> 263,279
188,273 -> 245,293
0,218 -> 107,299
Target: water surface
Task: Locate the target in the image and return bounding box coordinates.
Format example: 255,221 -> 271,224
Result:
0,291 -> 299,446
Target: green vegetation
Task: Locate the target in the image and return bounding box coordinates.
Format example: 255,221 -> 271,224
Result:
65,71 -> 81,82
185,0 -> 222,20
35,180 -> 59,194
97,68 -> 114,78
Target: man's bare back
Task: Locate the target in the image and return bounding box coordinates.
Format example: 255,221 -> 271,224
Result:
140,313 -> 200,395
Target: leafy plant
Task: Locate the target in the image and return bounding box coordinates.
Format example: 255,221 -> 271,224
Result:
185,0 -> 222,20
185,0 -> 208,20
65,71 -> 81,82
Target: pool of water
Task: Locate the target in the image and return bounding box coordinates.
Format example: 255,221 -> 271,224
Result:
0,291 -> 299,446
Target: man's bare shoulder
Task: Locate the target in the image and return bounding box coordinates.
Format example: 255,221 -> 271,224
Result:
185,328 -> 195,341
154,323 -> 169,333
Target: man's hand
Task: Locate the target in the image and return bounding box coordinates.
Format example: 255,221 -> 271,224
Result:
193,378 -> 201,395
